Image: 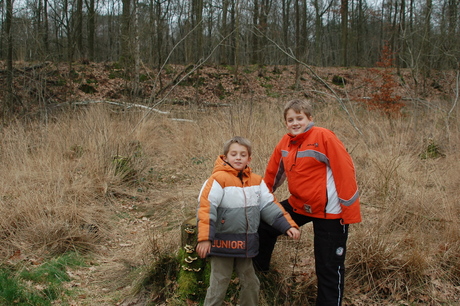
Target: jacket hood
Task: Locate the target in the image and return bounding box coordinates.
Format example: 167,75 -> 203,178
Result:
212,155 -> 252,177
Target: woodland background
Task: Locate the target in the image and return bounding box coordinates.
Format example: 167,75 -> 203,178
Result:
1,0 -> 460,115
1,0 -> 460,305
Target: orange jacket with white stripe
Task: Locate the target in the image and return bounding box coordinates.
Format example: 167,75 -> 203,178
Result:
197,155 -> 299,258
264,123 -> 362,224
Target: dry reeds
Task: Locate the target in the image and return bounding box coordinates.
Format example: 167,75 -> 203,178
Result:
1,98 -> 459,304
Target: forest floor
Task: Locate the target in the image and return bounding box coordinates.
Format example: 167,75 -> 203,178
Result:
2,60 -> 455,116
2,61 -> 460,305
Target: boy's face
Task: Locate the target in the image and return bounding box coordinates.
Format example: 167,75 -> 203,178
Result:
224,143 -> 251,171
285,109 -> 313,136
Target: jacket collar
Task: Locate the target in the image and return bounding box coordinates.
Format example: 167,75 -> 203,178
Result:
212,155 -> 251,178
288,122 -> 315,144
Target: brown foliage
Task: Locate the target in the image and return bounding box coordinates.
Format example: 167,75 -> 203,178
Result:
361,43 -> 404,116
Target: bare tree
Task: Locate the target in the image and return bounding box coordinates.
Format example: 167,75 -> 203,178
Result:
234,0 -> 240,68
121,0 -> 131,65
34,0 -> 50,60
133,0 -> 140,95
86,0 -> 96,61
313,0 -> 334,66
421,0 -> 432,78
192,0 -> 204,62
153,0 -> 171,68
281,0 -> 292,64
341,0 -> 349,67
1,0 -> 458,77
220,0 -> 230,64
251,0 -> 260,63
294,0 -> 301,87
4,0 -> 14,120
446,0 -> 459,69
397,0 -> 406,69
75,0 -> 83,59
351,0 -> 367,66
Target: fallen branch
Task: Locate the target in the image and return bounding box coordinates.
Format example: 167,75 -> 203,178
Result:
72,100 -> 170,115
0,61 -> 51,74
65,100 -> 195,122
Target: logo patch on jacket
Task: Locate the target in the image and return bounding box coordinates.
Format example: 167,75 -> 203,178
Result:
303,204 -> 312,213
212,240 -> 246,250
336,247 -> 344,256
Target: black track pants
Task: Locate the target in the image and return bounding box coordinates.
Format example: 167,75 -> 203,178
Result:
253,199 -> 349,306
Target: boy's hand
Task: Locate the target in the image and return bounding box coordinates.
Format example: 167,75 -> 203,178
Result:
286,227 -> 301,240
196,241 -> 211,258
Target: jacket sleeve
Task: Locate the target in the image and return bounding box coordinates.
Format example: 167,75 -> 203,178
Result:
259,180 -> 299,233
196,177 -> 223,242
325,132 -> 362,224
264,140 -> 286,193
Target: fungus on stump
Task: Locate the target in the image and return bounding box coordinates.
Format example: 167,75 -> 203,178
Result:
177,217 -> 210,301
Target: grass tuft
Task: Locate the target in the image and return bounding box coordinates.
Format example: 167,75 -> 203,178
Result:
0,252 -> 88,305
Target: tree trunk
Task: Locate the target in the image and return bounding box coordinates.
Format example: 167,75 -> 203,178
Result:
397,0 -> 406,69
252,0 -> 259,64
314,0 -> 334,66
156,0 -> 165,69
44,0 -> 49,56
355,0 -> 364,66
313,0 -> 322,66
294,0 -> 300,89
4,0 -> 14,120
192,0 -> 204,63
282,0 -> 291,64
121,0 -> 131,66
36,0 -> 43,60
76,0 -> 83,59
133,0 -> 140,95
87,0 -> 96,61
234,0 -> 240,77
259,0 -> 271,64
447,0 -> 458,69
300,0 -> 307,58
421,0 -> 432,78
341,0 -> 348,67
221,0 -> 229,64
230,0 -> 236,65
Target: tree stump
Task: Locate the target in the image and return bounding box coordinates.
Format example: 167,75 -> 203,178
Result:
177,217 -> 209,301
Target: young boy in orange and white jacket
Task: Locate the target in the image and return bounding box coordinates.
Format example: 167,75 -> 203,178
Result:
253,99 -> 361,306
197,136 -> 300,306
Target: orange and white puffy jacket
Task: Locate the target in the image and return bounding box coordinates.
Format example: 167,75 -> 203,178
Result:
197,155 -> 299,258
265,123 -> 362,224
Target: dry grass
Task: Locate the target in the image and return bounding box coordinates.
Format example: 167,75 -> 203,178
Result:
1,97 -> 460,305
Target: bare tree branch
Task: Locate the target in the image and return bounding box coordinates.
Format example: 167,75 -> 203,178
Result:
254,27 -> 363,136
447,70 -> 459,119
129,29 -> 236,134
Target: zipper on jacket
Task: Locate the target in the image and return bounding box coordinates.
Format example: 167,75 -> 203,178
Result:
289,145 -> 299,171
243,187 -> 249,258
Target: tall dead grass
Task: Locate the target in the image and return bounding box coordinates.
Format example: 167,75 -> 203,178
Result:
1,98 -> 459,304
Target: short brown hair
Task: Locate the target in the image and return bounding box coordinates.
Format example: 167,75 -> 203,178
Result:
223,136 -> 252,156
283,99 -> 313,120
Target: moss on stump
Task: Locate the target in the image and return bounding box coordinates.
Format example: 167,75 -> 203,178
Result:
177,217 -> 210,302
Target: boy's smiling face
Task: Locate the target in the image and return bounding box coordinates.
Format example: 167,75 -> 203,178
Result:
285,109 -> 313,136
224,143 -> 251,171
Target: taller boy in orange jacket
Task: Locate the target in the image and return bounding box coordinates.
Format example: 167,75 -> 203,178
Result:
253,99 -> 361,306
